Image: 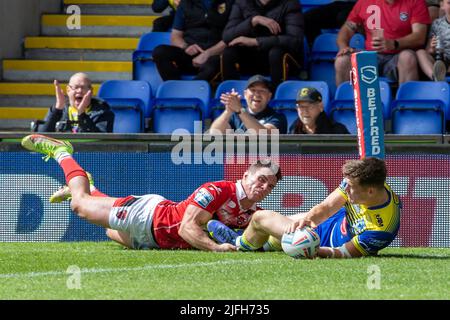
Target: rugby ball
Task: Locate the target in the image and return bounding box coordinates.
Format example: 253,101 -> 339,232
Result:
281,226 -> 320,259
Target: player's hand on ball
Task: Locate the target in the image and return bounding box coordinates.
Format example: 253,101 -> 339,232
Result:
285,220 -> 300,234
286,216 -> 314,233
281,226 -> 320,259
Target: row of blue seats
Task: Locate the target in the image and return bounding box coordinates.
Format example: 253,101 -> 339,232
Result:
300,0 -> 334,12
132,32 -> 366,99
98,79 -> 450,135
132,31 -> 450,100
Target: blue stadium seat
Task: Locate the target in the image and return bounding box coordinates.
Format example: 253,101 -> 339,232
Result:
153,80 -> 211,133
309,33 -> 365,95
271,80 -> 331,129
330,80 -> 392,134
210,80 -> 247,120
98,80 -> 152,133
132,32 -> 171,97
349,33 -> 366,51
301,0 -> 333,12
311,33 -> 339,60
390,81 -> 450,134
379,80 -> 393,119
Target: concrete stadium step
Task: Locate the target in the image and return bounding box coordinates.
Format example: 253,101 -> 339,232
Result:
1,0 -> 159,131
41,14 -> 156,37
0,82 -> 101,108
0,82 -> 102,131
0,107 -> 49,121
25,49 -> 134,61
0,106 -> 48,131
24,36 -> 138,61
3,60 -> 132,82
63,0 -> 160,15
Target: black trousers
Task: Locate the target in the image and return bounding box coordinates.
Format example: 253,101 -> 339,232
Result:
303,1 -> 355,46
221,46 -> 301,88
152,44 -> 220,81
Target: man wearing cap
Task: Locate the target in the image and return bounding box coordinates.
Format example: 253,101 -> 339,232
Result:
289,87 -> 349,134
210,75 -> 287,134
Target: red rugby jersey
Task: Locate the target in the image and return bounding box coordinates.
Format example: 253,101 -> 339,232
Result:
152,180 -> 260,249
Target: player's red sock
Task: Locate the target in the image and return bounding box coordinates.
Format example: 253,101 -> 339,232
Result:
59,157 -> 87,184
91,189 -> 108,198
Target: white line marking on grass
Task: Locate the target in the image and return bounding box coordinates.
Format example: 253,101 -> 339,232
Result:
0,258 -> 279,279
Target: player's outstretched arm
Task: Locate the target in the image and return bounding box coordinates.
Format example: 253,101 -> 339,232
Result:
179,205 -> 237,252
286,189 -> 346,233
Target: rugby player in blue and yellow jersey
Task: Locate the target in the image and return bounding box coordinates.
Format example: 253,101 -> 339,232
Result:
208,157 -> 402,258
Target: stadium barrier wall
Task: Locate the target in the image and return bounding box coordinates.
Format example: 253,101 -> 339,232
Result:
1,133 -> 449,247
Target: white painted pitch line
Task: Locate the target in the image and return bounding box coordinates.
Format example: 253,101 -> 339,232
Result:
0,258 -> 280,279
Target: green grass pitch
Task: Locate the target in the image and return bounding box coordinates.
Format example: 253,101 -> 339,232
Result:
1,242 -> 449,300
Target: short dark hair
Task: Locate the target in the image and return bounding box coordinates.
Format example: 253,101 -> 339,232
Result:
342,157 -> 386,188
248,160 -> 282,181
245,74 -> 273,92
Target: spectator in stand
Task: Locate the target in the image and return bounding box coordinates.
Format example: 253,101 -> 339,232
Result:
417,0 -> 450,81
289,87 -> 349,134
221,0 -> 304,89
35,73 -> 114,133
209,74 -> 287,134
152,0 -> 234,82
334,0 -> 431,87
151,0 -> 179,32
303,0 -> 356,47
427,0 -> 443,21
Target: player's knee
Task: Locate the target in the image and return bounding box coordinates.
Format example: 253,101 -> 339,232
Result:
105,228 -> 114,240
251,210 -> 273,225
70,198 -> 87,219
70,198 -> 80,213
251,210 -> 266,222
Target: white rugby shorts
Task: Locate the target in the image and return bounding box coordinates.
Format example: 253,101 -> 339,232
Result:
109,194 -> 166,249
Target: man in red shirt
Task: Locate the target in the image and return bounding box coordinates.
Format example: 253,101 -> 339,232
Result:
21,134 -> 281,251
335,0 -> 431,86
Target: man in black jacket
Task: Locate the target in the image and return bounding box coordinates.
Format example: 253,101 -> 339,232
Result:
37,73 -> 114,133
289,87 -> 349,134
151,0 -> 179,32
221,0 -> 304,88
152,0 -> 234,81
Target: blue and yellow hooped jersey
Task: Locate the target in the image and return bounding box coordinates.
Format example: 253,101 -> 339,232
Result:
337,180 -> 402,255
